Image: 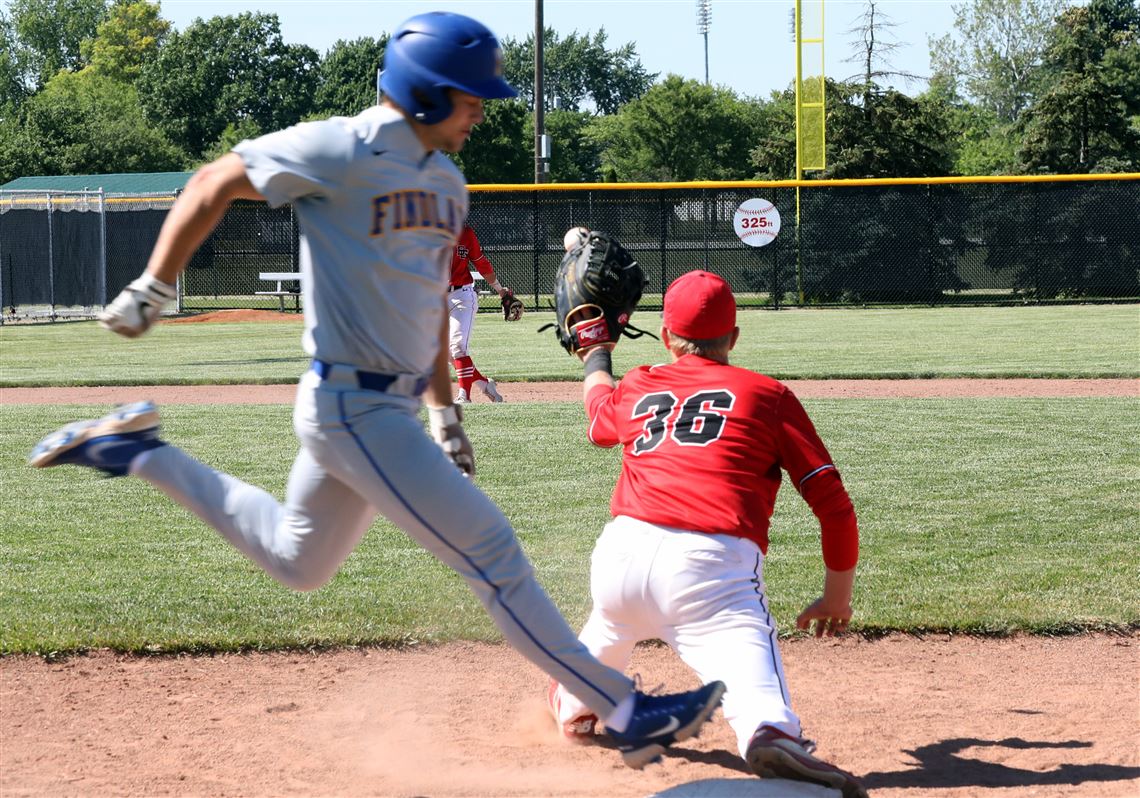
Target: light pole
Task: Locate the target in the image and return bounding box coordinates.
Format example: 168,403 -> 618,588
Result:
695,0 -> 711,85
534,0 -> 550,183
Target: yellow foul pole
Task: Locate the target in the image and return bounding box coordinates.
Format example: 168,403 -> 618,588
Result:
795,0 -> 825,303
795,0 -> 803,304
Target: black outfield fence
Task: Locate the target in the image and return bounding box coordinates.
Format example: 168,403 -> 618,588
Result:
2,174 -> 1137,320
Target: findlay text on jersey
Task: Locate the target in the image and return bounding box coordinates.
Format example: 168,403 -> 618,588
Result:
370,189 -> 462,238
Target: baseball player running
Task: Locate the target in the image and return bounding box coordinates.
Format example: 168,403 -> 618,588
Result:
449,224 -> 506,403
548,269 -> 869,796
28,13 -> 723,769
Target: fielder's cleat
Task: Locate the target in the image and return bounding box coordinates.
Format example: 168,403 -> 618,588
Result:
474,378 -> 504,403
455,388 -> 472,404
746,725 -> 869,798
28,400 -> 165,477
547,678 -> 598,742
607,680 -> 726,769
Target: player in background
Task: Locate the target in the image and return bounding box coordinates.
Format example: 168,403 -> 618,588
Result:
548,269 -> 869,797
449,224 -> 506,403
28,13 -> 724,770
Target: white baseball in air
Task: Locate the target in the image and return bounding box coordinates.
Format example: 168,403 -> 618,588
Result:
563,226 -> 589,252
733,198 -> 781,248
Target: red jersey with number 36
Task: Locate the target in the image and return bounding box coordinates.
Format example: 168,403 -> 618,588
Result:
586,354 -> 840,553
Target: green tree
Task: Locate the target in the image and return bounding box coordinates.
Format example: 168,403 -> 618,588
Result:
1101,0 -> 1140,117
929,0 -> 1064,123
313,36 -> 388,118
0,110 -> 43,183
136,12 -> 318,158
1,10 -> 30,109
4,68 -> 184,179
9,0 -> 109,89
922,75 -> 1021,175
502,28 -> 655,114
451,99 -> 530,183
195,118 -> 263,167
545,109 -> 604,182
81,0 -> 168,84
1018,0 -> 1140,172
952,104 -> 1021,175
589,76 -> 766,181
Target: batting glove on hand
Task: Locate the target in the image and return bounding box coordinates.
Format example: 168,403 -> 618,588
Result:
429,404 -> 475,477
98,273 -> 177,338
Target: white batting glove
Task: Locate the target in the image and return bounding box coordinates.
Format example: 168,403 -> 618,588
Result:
429,404 -> 475,477
98,273 -> 177,338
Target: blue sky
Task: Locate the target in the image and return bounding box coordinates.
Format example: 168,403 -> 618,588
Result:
159,0 -> 961,100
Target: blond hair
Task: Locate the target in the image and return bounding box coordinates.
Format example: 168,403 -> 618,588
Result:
667,330 -> 733,360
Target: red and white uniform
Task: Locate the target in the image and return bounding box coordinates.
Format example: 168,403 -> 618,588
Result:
446,225 -> 503,401
447,225 -> 494,360
554,353 -> 858,756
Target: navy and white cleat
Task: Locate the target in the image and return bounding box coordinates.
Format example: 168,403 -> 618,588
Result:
608,680 -> 726,769
28,400 -> 165,477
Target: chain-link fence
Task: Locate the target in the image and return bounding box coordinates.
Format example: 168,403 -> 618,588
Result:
796,178 -> 1140,304
3,176 -> 1137,321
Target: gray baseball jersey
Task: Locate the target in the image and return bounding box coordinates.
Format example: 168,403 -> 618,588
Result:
235,106 -> 464,374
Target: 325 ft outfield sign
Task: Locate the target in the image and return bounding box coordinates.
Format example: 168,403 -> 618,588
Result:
733,198 -> 781,247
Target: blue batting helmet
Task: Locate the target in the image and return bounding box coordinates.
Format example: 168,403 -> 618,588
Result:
380,12 -> 517,125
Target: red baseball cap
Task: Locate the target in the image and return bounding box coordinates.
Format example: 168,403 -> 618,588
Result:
663,270 -> 736,339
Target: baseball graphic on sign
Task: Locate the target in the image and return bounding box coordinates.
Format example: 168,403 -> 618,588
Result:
733,198 -> 781,247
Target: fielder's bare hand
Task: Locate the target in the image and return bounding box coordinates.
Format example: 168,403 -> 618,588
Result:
98,273 -> 177,338
795,565 -> 856,637
795,598 -> 853,638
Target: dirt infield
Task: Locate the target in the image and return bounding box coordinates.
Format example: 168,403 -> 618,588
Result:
3,375 -> 1138,797
3,378 -> 1137,405
3,635 -> 1137,797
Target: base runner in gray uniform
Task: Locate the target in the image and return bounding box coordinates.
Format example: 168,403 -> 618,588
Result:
28,12 -> 722,769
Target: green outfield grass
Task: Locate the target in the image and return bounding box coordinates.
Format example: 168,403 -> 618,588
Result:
1,303 -> 1137,386
1,399 -> 1136,655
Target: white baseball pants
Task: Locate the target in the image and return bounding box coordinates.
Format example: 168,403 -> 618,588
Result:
447,284 -> 478,359
552,515 -> 802,756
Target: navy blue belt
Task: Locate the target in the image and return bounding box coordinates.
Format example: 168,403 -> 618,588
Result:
311,359 -> 428,395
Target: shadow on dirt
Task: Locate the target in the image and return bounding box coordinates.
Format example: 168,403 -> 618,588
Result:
861,737 -> 1140,791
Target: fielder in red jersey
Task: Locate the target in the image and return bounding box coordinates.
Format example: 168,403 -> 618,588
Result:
448,224 -> 510,403
549,266 -> 868,798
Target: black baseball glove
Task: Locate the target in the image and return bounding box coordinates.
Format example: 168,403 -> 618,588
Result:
501,289 -> 524,321
540,230 -> 655,355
